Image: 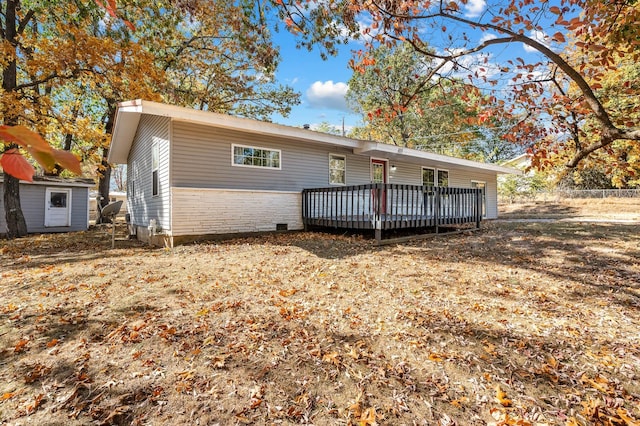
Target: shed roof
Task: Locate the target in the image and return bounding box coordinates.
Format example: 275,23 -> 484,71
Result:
109,99 -> 520,175
0,175 -> 94,187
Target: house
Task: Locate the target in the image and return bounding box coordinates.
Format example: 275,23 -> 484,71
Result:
501,153 -> 532,171
108,100 -> 519,246
0,176 -> 93,236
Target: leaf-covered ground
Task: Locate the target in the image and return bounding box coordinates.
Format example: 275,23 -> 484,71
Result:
1,203 -> 639,425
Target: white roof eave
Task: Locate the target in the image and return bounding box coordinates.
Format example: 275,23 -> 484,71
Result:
107,100 -> 361,164
108,99 -> 522,175
354,142 -> 522,175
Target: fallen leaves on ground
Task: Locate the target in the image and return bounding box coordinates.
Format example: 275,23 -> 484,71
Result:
1,212 -> 639,425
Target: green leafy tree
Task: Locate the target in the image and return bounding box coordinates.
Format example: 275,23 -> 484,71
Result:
313,121 -> 342,135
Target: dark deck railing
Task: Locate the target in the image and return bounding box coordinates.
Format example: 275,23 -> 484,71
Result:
302,184 -> 482,241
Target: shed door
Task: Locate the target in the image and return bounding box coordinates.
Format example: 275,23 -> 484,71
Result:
45,188 -> 72,227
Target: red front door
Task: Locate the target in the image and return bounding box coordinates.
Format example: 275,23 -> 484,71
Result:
371,159 -> 387,214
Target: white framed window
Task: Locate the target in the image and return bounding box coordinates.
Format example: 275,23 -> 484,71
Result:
422,167 -> 435,186
152,143 -> 159,197
422,167 -> 449,187
329,154 -> 346,185
438,169 -> 449,187
232,144 -> 281,169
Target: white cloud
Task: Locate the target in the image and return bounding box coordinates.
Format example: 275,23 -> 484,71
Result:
306,81 -> 350,111
523,30 -> 551,53
478,33 -> 498,44
464,0 -> 487,17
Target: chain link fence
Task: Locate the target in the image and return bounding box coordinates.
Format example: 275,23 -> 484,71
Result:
500,189 -> 640,203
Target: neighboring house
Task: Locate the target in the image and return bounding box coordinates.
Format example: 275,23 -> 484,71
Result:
0,176 -> 93,236
108,100 -> 519,246
499,153 -> 549,202
89,190 -> 128,220
501,153 -> 531,171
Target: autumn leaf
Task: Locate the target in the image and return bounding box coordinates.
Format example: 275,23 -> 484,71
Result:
46,338 -> 59,348
1,150 -> 36,182
52,149 -> 82,175
322,351 -> 340,366
14,338 -> 29,353
428,352 -> 444,362
1,392 -> 17,400
617,408 -> 640,425
26,394 -> 45,414
495,384 -> 512,407
359,407 -> 377,426
552,32 -> 566,43
0,125 -> 50,153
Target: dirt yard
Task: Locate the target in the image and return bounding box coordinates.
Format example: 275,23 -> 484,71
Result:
1,200 -> 639,425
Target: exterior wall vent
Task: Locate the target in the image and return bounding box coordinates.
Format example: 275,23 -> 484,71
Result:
276,223 -> 288,231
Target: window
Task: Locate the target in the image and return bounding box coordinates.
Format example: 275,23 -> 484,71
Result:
232,144 -> 281,169
49,192 -> 67,208
438,170 -> 449,187
152,143 -> 159,197
422,167 -> 435,186
329,154 -> 346,185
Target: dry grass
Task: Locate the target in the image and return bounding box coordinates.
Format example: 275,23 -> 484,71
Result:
1,200 -> 639,425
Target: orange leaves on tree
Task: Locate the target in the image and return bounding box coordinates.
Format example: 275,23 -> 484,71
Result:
0,149 -> 36,182
552,32 -> 566,43
52,149 -> 82,175
548,6 -> 562,14
93,0 -> 135,31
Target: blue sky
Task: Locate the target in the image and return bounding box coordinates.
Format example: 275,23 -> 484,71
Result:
267,0 -> 566,134
270,30 -> 361,132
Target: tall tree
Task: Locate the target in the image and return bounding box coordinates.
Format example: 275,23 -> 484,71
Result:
92,0 -> 300,216
346,43 -> 519,160
2,0 -> 300,231
1,0 -> 29,237
273,0 -> 640,171
544,58 -> 640,188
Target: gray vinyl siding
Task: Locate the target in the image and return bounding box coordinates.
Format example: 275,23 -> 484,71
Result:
0,183 -> 89,234
169,120 -> 499,218
172,121 -> 367,191
127,115 -> 171,230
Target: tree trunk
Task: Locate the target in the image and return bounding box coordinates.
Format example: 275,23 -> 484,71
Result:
96,147 -> 112,224
3,171 -> 28,238
2,0 -> 29,238
96,106 -> 116,224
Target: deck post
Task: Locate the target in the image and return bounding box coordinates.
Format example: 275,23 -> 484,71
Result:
302,190 -> 307,231
435,186 -> 440,234
375,184 -> 383,243
475,188 -> 482,229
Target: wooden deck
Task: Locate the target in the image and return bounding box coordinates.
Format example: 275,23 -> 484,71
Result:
302,184 -> 482,242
